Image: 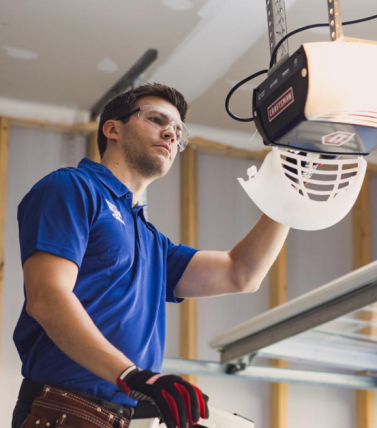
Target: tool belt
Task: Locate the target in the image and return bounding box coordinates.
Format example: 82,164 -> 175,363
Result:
19,379 -> 135,428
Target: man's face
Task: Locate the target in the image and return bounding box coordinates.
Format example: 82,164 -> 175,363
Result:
119,96 -> 182,179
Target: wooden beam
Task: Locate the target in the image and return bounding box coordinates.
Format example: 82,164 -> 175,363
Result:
3,115 -> 377,171
0,117 -> 9,382
191,137 -> 269,161
353,173 -> 371,269
4,117 -> 273,162
7,116 -> 97,135
180,145 -> 198,384
270,360 -> 288,428
269,243 -> 288,428
367,163 -> 377,175
353,172 -> 375,428
87,132 -> 101,163
357,387 -> 375,428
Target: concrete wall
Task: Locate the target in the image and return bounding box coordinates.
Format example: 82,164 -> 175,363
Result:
1,127 -> 376,427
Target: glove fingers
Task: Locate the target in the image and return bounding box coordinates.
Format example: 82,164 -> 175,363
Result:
120,369 -> 209,427
166,387 -> 190,428
175,382 -> 200,424
155,390 -> 187,428
192,386 -> 209,419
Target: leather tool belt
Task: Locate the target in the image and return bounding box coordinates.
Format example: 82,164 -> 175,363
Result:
19,379 -> 133,428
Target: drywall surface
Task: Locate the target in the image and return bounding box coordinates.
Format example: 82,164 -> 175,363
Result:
0,127 -> 87,427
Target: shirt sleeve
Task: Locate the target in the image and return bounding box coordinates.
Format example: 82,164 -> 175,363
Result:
165,239 -> 199,303
17,170 -> 94,268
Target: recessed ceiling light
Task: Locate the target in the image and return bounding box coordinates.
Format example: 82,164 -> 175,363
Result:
97,57 -> 119,73
2,45 -> 38,60
161,0 -> 193,11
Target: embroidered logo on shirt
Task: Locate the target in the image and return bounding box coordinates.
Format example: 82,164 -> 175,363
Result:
105,199 -> 125,225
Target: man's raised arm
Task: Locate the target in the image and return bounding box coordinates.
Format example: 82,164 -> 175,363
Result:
175,214 -> 289,298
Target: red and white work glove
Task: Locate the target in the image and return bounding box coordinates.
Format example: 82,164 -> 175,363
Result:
117,365 -> 209,428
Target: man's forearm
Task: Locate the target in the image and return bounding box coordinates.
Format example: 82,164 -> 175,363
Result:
229,214 -> 289,292
28,289 -> 133,385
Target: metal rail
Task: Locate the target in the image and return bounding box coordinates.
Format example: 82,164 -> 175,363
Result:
221,280 -> 377,363
327,0 -> 377,44
328,0 -> 343,41
266,0 -> 289,72
162,357 -> 377,390
209,261 -> 377,364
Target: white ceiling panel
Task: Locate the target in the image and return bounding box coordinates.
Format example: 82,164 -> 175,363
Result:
0,0 -> 376,134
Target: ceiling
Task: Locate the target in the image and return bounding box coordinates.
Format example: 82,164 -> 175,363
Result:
0,0 -> 376,136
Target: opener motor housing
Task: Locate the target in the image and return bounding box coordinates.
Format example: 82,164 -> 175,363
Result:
253,42 -> 377,157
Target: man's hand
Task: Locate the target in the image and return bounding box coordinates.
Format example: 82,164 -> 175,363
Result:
117,366 -> 209,428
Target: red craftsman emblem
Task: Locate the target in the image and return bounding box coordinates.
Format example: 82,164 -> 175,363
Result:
322,132 -> 355,146
268,87 -> 294,122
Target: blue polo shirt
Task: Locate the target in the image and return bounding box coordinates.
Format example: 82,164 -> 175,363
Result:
14,158 -> 198,406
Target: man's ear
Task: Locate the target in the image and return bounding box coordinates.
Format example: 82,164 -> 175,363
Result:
102,120 -> 120,142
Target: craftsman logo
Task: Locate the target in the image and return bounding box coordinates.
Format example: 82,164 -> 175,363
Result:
268,87 -> 294,122
322,132 -> 355,146
105,199 -> 125,225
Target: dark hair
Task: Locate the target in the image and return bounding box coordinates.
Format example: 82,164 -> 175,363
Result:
97,82 -> 189,158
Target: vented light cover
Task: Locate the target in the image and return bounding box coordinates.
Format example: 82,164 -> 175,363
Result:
238,148 -> 367,231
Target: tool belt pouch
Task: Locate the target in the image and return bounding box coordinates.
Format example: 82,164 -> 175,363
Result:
22,385 -> 129,428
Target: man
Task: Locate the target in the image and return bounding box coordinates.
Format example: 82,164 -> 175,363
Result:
12,83 -> 289,428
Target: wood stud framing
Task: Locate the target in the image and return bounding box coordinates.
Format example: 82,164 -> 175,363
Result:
189,137 -> 269,161
180,145 -> 198,384
353,174 -> 371,270
87,131 -> 101,163
0,117 -> 9,383
353,173 -> 375,428
269,243 -> 288,428
5,116 -> 97,135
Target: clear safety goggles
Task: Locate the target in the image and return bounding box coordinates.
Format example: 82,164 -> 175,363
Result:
116,104 -> 189,152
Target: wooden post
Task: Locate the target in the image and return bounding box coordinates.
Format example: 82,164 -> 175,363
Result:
353,173 -> 371,269
353,173 -> 375,428
87,131 -> 101,163
0,117 -> 10,382
180,145 -> 198,384
269,243 -> 288,428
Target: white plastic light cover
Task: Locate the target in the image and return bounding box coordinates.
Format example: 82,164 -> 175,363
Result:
238,148 -> 367,231
197,406 -> 255,428
129,406 -> 254,428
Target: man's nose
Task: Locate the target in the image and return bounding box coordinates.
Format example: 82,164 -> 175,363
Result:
162,123 -> 176,141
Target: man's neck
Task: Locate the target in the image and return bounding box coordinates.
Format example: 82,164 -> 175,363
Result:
100,157 -> 151,208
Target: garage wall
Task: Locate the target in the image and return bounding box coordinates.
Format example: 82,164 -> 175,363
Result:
196,153 -> 270,427
371,174 -> 377,262
286,211 -> 356,428
151,150 -> 371,428
0,127 -> 87,426
1,127 -> 376,427
149,153 -> 270,428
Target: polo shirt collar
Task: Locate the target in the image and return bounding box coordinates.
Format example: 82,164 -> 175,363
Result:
78,158 -> 130,198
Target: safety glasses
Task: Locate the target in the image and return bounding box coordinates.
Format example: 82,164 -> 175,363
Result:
116,104 -> 189,152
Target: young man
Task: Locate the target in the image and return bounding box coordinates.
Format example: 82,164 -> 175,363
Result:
12,83 -> 289,428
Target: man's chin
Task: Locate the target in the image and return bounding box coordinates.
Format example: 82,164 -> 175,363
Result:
150,156 -> 172,177
151,163 -> 170,179
140,161 -> 171,180
124,150 -> 173,180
